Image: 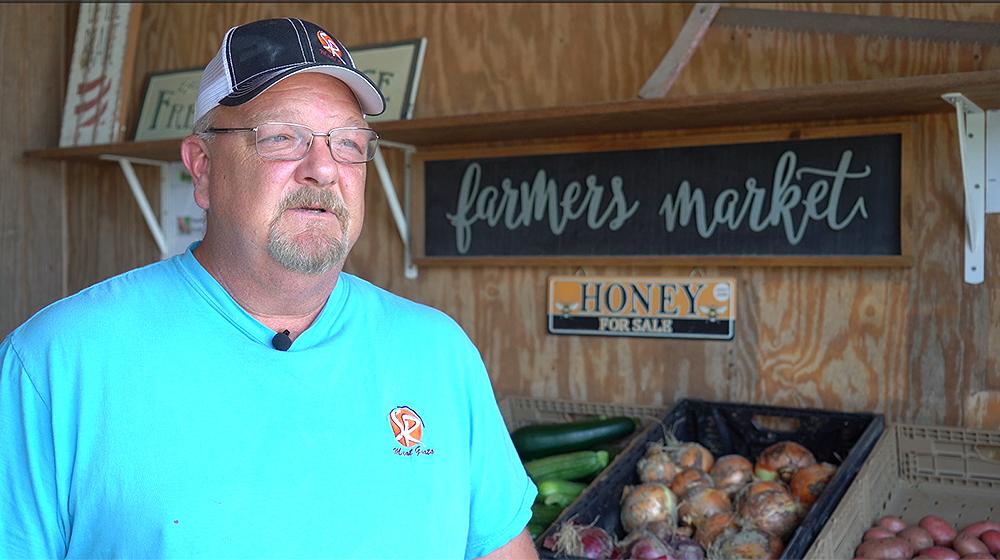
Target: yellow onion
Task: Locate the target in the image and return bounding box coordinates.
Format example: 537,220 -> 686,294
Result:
710,454 -> 754,497
670,468 -> 714,499
619,482 -> 678,533
675,441 -> 715,472
709,528 -> 784,560
738,488 -> 802,540
696,512 -> 739,549
754,441 -> 816,482
789,462 -> 836,508
678,486 -> 732,528
637,449 -> 680,483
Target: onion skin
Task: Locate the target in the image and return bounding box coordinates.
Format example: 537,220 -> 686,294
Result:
709,528 -> 781,560
676,442 -> 715,472
755,441 -> 817,482
543,520 -> 614,559
738,489 -> 802,541
790,462 -> 836,508
734,480 -> 791,512
637,450 -> 680,484
670,468 -> 714,499
619,483 -> 678,534
677,486 -> 731,528
710,454 -> 754,497
695,512 -> 738,549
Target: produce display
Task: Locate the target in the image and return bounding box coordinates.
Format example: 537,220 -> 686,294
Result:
543,434 -> 837,559
513,416 -> 640,539
853,515 -> 1000,559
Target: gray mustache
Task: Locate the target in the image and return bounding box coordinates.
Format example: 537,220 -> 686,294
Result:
280,188 -> 348,222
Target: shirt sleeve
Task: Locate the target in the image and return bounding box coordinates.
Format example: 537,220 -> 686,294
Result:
0,336 -> 66,559
463,355 -> 537,560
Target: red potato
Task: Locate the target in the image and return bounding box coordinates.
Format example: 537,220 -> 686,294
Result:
958,554 -> 994,560
865,527 -> 898,541
855,537 -> 914,560
878,515 -> 909,534
898,526 -> 935,551
916,546 -> 960,560
920,516 -> 958,546
980,529 -> 1000,554
959,521 -> 1000,541
952,534 -> 990,556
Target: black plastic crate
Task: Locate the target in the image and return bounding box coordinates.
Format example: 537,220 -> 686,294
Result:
536,398 -> 885,560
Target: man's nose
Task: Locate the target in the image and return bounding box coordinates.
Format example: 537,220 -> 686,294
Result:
295,134 -> 340,186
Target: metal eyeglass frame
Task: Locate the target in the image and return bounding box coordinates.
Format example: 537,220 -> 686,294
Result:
203,121 -> 380,164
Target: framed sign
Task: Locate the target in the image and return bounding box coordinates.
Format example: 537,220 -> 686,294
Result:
133,69 -> 202,141
351,38 -> 427,122
60,3 -> 143,147
548,276 -> 736,340
414,123 -> 914,267
129,37 -> 427,141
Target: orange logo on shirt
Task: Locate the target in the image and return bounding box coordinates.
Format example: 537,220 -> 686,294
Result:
388,406 -> 424,447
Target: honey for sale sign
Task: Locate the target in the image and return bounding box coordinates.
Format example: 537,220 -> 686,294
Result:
547,276 -> 735,340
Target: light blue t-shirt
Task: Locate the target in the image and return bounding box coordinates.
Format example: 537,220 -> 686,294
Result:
0,245 -> 536,559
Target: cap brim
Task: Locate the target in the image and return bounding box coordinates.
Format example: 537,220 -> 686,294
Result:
219,63 -> 386,117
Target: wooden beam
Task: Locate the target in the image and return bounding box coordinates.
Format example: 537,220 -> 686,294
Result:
638,3 -> 720,99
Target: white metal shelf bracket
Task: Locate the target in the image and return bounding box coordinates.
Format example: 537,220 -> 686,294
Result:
942,93 -> 1000,284
98,154 -> 170,258
372,140 -> 419,279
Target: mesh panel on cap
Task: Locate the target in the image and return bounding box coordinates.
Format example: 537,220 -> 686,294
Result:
193,29 -> 236,124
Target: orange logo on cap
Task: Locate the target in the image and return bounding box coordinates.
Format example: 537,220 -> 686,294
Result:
388,406 -> 424,448
316,31 -> 343,61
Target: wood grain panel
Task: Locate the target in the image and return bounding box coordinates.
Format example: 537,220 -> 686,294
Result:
0,5 -> 66,336
31,3 -> 1000,427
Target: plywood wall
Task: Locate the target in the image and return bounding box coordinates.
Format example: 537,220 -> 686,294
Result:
42,3 -> 1000,426
0,5 -> 66,337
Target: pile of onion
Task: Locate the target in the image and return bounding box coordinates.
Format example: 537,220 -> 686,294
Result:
670,468 -> 715,499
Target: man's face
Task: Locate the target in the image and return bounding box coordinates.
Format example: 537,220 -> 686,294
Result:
195,73 -> 369,275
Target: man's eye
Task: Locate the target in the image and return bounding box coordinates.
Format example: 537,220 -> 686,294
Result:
261,134 -> 294,144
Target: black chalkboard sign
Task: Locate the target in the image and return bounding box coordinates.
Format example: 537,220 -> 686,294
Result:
419,127 -> 907,262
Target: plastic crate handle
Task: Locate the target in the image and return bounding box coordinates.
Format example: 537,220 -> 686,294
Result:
751,414 -> 802,434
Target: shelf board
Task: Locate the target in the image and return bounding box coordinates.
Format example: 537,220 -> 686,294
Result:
25,138 -> 182,162
24,69 -> 1000,161
375,69 -> 1000,147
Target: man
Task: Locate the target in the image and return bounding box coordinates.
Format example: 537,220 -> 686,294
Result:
0,18 -> 538,559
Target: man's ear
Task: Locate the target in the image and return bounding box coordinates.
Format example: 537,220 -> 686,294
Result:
181,135 -> 211,211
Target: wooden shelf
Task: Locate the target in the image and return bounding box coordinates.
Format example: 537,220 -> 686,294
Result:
24,69 -> 1000,161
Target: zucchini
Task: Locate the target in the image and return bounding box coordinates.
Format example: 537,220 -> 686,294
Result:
530,502 -> 564,526
542,493 -> 577,508
512,416 -> 637,460
525,449 -> 610,482
538,479 -> 587,508
537,479 -> 587,499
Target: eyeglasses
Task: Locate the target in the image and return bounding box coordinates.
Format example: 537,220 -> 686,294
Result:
204,122 -> 379,164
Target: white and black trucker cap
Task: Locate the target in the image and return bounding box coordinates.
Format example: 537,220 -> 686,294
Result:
194,18 -> 386,123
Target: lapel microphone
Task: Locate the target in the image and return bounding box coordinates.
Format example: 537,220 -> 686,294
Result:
271,329 -> 292,351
